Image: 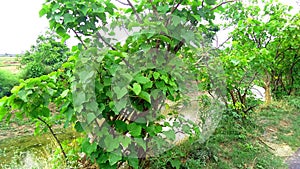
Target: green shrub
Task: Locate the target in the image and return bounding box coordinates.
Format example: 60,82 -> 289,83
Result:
0,70 -> 19,98
18,31 -> 71,79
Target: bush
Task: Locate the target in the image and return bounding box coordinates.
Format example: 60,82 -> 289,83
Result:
18,31 -> 71,79
0,70 -> 19,98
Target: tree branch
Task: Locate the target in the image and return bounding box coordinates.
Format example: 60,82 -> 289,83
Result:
116,0 -> 129,6
37,116 -> 68,164
173,40 -> 185,53
126,0 -> 143,23
211,0 -> 236,11
96,32 -> 116,50
149,0 -> 159,19
71,28 -> 87,50
164,0 -> 183,27
170,0 -> 183,14
216,35 -> 232,49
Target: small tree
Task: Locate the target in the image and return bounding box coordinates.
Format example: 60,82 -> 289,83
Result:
19,31 -> 71,79
220,0 -> 300,113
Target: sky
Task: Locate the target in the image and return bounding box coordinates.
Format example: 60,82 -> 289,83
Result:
0,0 -> 299,54
0,0 -> 49,54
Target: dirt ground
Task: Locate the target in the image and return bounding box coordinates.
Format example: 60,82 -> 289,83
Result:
287,149 -> 300,169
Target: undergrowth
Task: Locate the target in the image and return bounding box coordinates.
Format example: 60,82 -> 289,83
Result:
147,96 -> 300,169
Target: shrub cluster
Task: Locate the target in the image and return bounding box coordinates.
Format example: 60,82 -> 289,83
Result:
0,70 -> 19,98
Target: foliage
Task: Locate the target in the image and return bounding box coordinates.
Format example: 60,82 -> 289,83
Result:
220,0 -> 300,114
147,103 -> 296,169
257,96 -> 300,149
18,31 -> 71,79
32,0 -> 232,168
0,70 -> 19,98
1,0 -> 300,168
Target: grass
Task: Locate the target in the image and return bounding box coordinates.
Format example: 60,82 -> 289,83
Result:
0,95 -> 298,168
148,96 -> 300,169
0,56 -> 20,74
257,96 -> 300,150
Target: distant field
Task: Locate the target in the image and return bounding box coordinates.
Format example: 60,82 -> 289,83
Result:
0,57 -> 20,74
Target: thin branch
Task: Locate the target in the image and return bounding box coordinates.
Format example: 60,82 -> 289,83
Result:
170,0 -> 183,14
164,0 -> 183,27
216,35 -> 232,49
96,32 -> 133,69
173,40 -> 185,53
37,117 -> 68,164
96,32 -> 116,50
71,28 -> 87,50
126,0 -> 143,23
264,36 -> 272,48
148,0 -> 159,19
173,24 -> 194,53
244,105 -> 256,113
211,0 -> 236,11
116,0 -> 129,6
201,0 -> 205,8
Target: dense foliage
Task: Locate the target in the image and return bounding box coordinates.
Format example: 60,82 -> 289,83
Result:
220,0 -> 300,113
18,31 -> 71,79
0,0 -> 299,168
0,70 -> 19,98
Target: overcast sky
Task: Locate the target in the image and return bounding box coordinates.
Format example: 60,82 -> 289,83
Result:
0,0 -> 48,54
0,0 -> 299,54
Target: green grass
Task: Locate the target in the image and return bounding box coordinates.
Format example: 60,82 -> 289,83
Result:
257,96 -> 300,150
148,96 -> 300,169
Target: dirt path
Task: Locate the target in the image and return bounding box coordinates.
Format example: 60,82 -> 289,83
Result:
287,149 -> 300,169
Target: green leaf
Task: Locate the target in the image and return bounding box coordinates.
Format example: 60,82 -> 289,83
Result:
163,130 -> 176,141
63,13 -> 75,24
132,83 -> 142,95
113,87 -> 127,99
75,121 -> 84,132
18,90 -> 28,102
74,91 -> 86,107
134,75 -> 150,84
115,120 -> 128,132
81,5 -> 89,15
115,99 -> 127,112
161,74 -> 169,84
128,157 -> 139,169
157,5 -> 169,13
0,99 -> 7,121
139,91 -> 151,103
82,139 -> 97,155
128,123 -> 142,137
135,138 -> 146,151
39,5 -> 49,17
41,107 -> 50,117
205,0 -> 217,5
87,113 -> 97,124
120,136 -> 131,149
104,135 -> 120,152
171,15 -> 182,27
153,72 -> 160,79
142,81 -> 153,89
170,159 -> 181,169
60,89 -> 69,98
108,152 -> 122,166
56,25 -> 67,36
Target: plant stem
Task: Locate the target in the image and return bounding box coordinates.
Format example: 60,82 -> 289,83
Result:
37,116 -> 68,164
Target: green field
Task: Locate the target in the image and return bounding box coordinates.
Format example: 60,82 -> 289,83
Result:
0,57 -> 20,74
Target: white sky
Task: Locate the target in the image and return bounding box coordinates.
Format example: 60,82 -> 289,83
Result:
0,0 -> 299,54
0,0 -> 49,54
